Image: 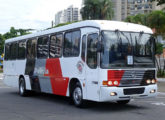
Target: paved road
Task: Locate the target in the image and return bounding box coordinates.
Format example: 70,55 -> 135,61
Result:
0,75 -> 165,120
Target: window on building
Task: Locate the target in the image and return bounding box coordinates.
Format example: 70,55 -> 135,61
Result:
27,38 -> 37,59
37,36 -> 49,58
63,30 -> 80,57
87,33 -> 98,69
18,40 -> 26,59
81,35 -> 86,62
50,34 -> 63,58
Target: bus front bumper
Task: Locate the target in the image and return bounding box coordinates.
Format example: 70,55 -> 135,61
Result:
99,84 -> 157,102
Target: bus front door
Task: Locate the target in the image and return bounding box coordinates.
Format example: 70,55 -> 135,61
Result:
85,33 -> 99,101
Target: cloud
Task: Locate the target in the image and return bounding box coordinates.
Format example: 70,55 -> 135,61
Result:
0,0 -> 82,34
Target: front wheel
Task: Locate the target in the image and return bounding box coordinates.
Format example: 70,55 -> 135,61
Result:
72,83 -> 85,107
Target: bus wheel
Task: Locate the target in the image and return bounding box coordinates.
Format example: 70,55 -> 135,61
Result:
19,77 -> 28,96
72,83 -> 84,107
117,100 -> 130,105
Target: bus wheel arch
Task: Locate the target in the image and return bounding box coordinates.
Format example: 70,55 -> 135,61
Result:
69,78 -> 85,107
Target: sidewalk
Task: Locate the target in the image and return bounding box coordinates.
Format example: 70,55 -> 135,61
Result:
0,73 -> 3,80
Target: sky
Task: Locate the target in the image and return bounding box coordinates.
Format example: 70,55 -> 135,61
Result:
0,0 -> 82,34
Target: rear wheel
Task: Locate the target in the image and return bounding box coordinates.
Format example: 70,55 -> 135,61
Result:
117,100 -> 130,105
19,77 -> 28,96
72,83 -> 85,107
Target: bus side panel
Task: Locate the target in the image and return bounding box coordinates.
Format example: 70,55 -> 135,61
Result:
3,60 -> 26,88
45,58 -> 69,96
34,59 -> 53,93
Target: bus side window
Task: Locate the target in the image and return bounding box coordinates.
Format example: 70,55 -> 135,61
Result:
18,40 -> 26,59
63,30 -> 80,57
10,42 -> 17,60
81,35 -> 86,62
27,39 -> 37,59
49,34 -> 63,58
4,44 -> 10,60
87,33 -> 98,69
37,36 -> 49,58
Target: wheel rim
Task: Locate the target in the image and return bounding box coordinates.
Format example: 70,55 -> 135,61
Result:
20,81 -> 24,95
73,87 -> 82,105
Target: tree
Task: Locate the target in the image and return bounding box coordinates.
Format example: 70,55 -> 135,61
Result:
152,0 -> 165,5
147,11 -> 165,36
0,34 -> 4,55
81,0 -> 114,20
0,27 -> 32,55
125,14 -> 149,26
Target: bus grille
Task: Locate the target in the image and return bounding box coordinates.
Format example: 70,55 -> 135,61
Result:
119,70 -> 155,87
123,88 -> 145,95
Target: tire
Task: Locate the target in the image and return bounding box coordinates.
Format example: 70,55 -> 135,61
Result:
117,100 -> 130,105
72,83 -> 85,107
19,77 -> 28,97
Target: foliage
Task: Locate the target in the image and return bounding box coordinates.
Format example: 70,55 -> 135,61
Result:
156,43 -> 164,55
81,0 -> 114,20
0,34 -> 4,55
125,11 -> 165,36
151,0 -> 165,5
0,27 -> 32,55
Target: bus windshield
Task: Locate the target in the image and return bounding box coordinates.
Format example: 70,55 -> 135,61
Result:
100,31 -> 155,69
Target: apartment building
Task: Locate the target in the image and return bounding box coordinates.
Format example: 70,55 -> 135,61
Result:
55,5 -> 82,25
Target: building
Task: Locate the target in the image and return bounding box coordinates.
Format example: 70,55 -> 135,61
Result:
55,5 -> 82,26
111,0 -> 128,21
127,0 -> 156,16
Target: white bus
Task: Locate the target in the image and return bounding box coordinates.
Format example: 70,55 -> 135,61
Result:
3,20 -> 157,107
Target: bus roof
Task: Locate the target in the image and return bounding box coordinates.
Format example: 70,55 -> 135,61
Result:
5,20 -> 153,43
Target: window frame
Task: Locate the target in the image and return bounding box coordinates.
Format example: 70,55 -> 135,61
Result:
63,29 -> 81,57
81,35 -> 87,62
49,33 -> 63,58
26,38 -> 37,59
4,43 -> 11,60
37,35 -> 49,59
17,40 -> 26,60
86,33 -> 99,69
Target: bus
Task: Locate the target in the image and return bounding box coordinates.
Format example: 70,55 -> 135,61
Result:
3,20 -> 157,107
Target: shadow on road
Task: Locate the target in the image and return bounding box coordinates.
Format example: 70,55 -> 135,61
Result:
8,90 -> 148,113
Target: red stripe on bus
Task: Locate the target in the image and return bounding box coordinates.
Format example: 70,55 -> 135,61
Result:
107,70 -> 124,86
45,58 -> 69,96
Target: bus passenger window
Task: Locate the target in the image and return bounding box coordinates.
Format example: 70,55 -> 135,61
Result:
37,36 -> 49,58
63,30 -> 80,57
4,44 -> 10,60
87,34 -> 98,69
27,39 -> 37,59
18,40 -> 26,59
50,34 -> 63,58
81,35 -> 86,62
10,42 -> 17,60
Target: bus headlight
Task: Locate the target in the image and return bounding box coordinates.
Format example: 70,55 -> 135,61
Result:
108,81 -> 113,86
146,79 -> 151,84
114,81 -> 118,85
151,79 -> 156,84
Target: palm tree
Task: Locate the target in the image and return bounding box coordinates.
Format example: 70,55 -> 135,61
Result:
81,0 -> 114,20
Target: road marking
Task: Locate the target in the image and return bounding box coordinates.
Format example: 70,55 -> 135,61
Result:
158,92 -> 165,96
151,102 -> 165,106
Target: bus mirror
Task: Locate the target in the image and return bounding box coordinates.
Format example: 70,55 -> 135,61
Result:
97,41 -> 103,52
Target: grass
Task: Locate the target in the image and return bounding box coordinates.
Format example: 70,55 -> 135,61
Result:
157,70 -> 165,78
0,68 -> 3,73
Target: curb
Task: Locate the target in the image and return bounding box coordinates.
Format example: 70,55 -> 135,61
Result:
157,78 -> 165,82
